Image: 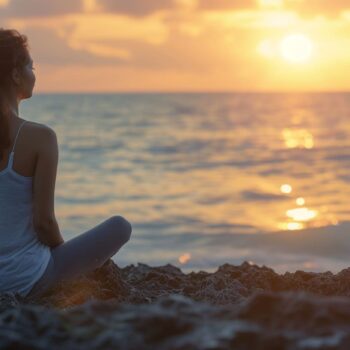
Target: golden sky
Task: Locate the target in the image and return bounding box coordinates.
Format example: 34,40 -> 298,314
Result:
2,0 -> 350,92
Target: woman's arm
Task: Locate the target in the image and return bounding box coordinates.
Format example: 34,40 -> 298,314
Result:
32,124 -> 65,248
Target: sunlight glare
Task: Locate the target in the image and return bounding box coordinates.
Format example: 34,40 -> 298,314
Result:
280,34 -> 313,63
259,0 -> 283,7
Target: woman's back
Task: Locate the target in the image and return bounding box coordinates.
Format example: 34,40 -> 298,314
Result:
0,119 -> 37,177
0,119 -> 51,297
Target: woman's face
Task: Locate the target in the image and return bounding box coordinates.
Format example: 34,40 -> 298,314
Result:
13,54 -> 36,100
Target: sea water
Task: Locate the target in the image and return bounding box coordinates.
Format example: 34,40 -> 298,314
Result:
20,92 -> 350,274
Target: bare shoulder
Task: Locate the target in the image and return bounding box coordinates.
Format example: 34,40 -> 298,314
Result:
25,121 -> 58,152
25,120 -> 56,135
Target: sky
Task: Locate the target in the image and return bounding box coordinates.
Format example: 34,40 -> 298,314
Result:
1,0 -> 350,93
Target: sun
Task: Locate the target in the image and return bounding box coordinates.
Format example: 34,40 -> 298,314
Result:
280,34 -> 313,63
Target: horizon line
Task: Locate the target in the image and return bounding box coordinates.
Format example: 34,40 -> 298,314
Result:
33,90 -> 350,95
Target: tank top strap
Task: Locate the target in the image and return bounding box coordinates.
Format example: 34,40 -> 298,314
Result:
8,120 -> 27,168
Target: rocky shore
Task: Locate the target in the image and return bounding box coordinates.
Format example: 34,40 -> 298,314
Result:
2,259 -> 350,349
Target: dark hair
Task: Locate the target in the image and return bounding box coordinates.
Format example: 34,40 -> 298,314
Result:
0,28 -> 30,162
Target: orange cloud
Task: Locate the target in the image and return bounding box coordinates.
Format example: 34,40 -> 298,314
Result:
3,0 -> 350,92
198,0 -> 256,11
285,0 -> 350,17
197,0 -> 350,17
94,0 -> 177,17
0,0 -> 83,17
18,25 -> 124,66
7,13 -> 170,65
1,0 -> 350,19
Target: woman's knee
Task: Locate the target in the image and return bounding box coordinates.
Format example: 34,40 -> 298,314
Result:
109,215 -> 132,242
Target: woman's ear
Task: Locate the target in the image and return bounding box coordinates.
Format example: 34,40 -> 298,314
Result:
11,67 -> 21,86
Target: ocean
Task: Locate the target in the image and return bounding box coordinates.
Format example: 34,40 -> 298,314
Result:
20,92 -> 350,274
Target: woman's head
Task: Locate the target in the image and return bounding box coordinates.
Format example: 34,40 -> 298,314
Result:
0,28 -> 35,161
0,28 -> 35,101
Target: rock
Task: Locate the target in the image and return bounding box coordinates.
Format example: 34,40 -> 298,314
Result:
2,259 -> 350,348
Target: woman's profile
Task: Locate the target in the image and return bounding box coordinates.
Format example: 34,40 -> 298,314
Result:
0,28 -> 132,299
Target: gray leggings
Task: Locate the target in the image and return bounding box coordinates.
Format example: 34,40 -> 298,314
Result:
26,215 -> 132,299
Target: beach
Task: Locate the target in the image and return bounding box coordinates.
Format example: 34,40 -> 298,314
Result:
1,258 -> 350,349
2,0 -> 350,348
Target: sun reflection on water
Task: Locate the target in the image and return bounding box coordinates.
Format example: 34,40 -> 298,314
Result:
303,261 -> 318,269
279,222 -> 304,230
282,128 -> 314,149
296,197 -> 305,205
277,201 -> 339,231
178,253 -> 191,264
286,207 -> 318,221
280,184 -> 292,194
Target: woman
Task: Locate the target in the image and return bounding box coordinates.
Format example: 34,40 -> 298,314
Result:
0,28 -> 132,299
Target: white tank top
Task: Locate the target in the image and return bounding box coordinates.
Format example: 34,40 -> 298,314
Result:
0,120 -> 51,297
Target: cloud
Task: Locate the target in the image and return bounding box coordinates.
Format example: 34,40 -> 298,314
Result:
0,0 -> 84,17
109,21 -> 263,80
64,14 -> 169,46
97,0 -> 177,17
17,25 -> 126,66
0,0 -> 349,19
285,0 -> 350,17
6,12 -> 171,66
196,0 -> 350,18
198,0 -> 257,11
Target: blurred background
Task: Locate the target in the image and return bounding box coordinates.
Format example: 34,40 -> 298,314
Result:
4,0 -> 350,273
